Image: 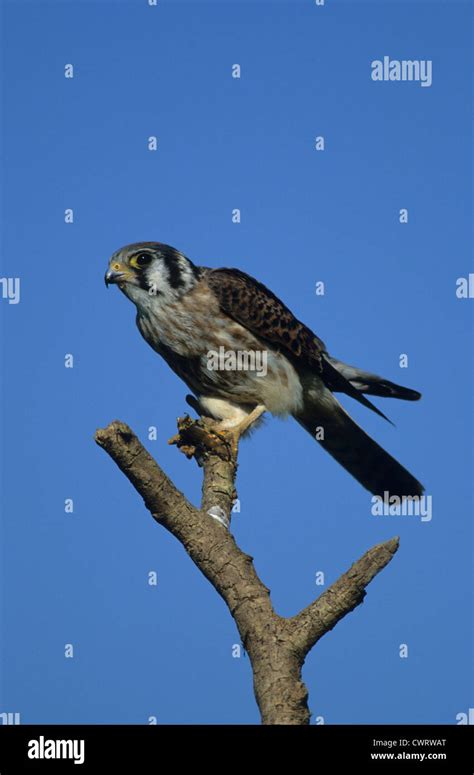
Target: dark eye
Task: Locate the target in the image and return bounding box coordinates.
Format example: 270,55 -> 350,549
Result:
135,253 -> 152,267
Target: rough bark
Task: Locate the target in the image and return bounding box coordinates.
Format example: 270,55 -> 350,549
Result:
95,417 -> 399,725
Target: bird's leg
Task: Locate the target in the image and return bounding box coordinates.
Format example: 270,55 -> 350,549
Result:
232,404 -> 267,435
215,404 -> 267,457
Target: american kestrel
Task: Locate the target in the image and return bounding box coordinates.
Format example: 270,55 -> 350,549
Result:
105,242 -> 423,497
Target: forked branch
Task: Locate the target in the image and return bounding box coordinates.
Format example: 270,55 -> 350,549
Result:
95,418 -> 399,725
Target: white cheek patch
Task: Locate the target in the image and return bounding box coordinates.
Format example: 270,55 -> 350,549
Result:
145,257 -> 196,302
146,263 -> 170,296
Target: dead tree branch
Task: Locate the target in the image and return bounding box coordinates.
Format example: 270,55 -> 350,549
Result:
95,418 -> 399,725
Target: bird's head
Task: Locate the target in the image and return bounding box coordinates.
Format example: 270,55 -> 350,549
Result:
105,242 -> 201,306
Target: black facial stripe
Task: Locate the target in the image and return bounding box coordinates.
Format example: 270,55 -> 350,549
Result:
161,252 -> 185,290
137,272 -> 162,295
127,243 -> 199,293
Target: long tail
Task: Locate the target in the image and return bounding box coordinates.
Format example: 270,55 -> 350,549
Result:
295,384 -> 424,497
327,357 -> 421,401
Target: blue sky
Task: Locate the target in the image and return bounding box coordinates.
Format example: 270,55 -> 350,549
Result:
0,0 -> 472,724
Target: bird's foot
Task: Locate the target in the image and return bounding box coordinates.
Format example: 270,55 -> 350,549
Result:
169,404 -> 266,463
212,405 -> 267,457
168,414 -> 236,463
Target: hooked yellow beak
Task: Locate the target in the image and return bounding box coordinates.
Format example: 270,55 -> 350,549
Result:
104,261 -> 132,287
